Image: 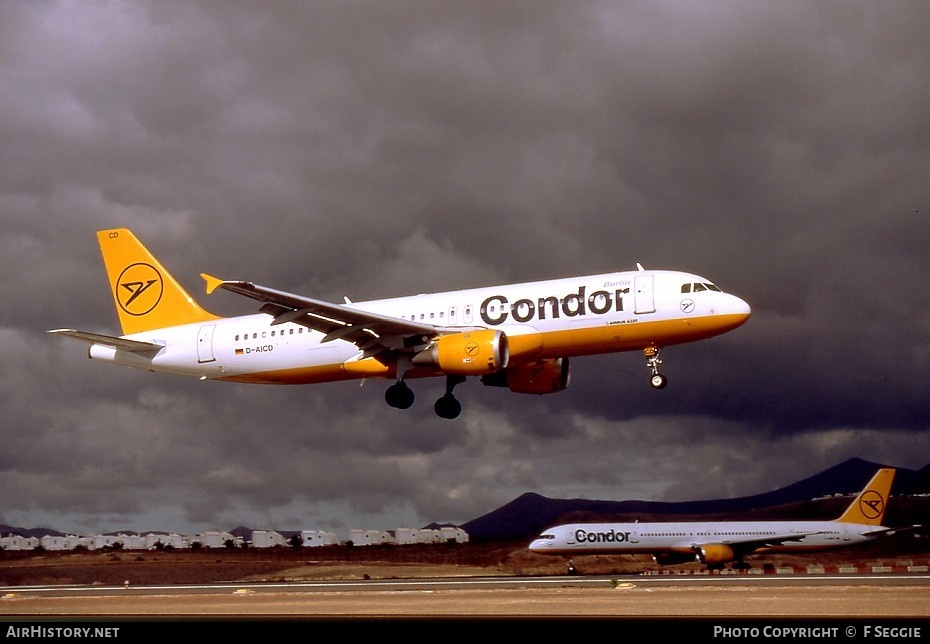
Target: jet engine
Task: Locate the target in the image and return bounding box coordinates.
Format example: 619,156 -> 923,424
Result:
652,552 -> 698,566
695,544 -> 737,565
480,357 -> 570,394
411,329 -> 509,375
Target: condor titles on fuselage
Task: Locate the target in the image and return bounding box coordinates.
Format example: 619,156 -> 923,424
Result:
49,228 -> 751,419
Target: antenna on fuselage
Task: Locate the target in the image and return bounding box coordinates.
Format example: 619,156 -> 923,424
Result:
636,263 -> 645,271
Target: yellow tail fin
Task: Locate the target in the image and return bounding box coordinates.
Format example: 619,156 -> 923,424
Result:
97,228 -> 220,335
835,468 -> 895,525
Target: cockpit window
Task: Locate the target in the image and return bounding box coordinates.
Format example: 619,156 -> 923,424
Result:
681,282 -> 723,293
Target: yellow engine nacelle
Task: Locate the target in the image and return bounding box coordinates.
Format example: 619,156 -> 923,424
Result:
696,544 -> 737,565
480,358 -> 571,394
412,329 -> 509,375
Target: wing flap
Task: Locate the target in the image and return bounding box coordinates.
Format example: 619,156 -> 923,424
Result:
48,329 -> 162,352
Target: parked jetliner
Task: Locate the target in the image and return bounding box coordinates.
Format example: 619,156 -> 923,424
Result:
529,469 -> 918,569
49,228 -> 750,419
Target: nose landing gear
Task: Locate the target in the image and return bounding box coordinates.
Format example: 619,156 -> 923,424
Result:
645,346 -> 667,389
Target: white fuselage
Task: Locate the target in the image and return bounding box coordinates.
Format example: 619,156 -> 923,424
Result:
529,520 -> 877,557
88,268 -> 751,384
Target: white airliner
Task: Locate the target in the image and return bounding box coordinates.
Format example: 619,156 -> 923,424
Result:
49,228 -> 750,419
529,468 -> 918,569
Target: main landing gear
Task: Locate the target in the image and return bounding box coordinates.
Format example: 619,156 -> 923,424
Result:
645,346 -> 667,389
384,380 -> 415,410
385,375 -> 466,420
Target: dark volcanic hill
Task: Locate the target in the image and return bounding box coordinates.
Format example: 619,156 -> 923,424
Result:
462,457 -> 930,539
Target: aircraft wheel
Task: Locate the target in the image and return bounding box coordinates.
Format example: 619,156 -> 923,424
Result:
385,382 -> 415,409
434,393 -> 462,419
650,373 -> 668,389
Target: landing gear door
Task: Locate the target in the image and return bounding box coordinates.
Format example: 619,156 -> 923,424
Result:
197,324 -> 216,363
634,275 -> 656,314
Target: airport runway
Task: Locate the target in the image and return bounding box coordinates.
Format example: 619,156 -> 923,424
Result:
2,573 -> 929,621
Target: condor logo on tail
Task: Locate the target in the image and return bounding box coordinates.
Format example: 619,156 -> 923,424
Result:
859,489 -> 885,520
116,263 -> 163,316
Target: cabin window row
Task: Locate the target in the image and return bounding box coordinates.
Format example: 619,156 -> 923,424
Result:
234,327 -> 306,341
401,311 -> 446,321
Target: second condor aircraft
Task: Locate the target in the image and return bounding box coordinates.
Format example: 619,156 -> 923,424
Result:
50,228 -> 751,419
529,469 -> 918,570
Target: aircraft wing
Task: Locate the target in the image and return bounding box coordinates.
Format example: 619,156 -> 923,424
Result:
202,274 -> 442,356
717,531 -> 819,554
48,329 -> 162,352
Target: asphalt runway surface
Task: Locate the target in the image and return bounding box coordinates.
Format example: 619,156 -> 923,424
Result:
2,574 -> 929,621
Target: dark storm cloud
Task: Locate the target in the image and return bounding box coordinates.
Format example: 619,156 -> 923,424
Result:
1,1 -> 927,535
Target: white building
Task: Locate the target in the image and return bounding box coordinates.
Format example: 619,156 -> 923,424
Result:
394,528 -> 420,545
251,530 -> 288,548
300,530 -> 340,547
39,535 -> 76,551
193,531 -> 240,548
348,529 -> 395,546
0,534 -> 39,551
144,532 -> 189,549
440,527 -> 469,543
92,534 -> 124,550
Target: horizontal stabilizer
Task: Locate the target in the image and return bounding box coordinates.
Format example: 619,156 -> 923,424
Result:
862,524 -> 923,538
47,329 -> 161,352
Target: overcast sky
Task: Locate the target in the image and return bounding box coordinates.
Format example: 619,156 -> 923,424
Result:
2,1 -> 928,537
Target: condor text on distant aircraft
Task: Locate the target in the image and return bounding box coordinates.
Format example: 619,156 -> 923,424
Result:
49,228 -> 751,419
529,469 -> 920,570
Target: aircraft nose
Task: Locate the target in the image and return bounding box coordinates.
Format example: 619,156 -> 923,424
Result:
716,294 -> 751,332
732,294 -> 751,320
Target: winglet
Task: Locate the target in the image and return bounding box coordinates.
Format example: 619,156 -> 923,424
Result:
201,273 -> 226,295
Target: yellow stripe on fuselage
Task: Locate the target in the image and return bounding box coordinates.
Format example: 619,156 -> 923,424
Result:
214,313 -> 747,385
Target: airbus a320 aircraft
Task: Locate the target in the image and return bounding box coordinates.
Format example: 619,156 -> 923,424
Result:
529,469 -> 920,570
50,228 -> 750,419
